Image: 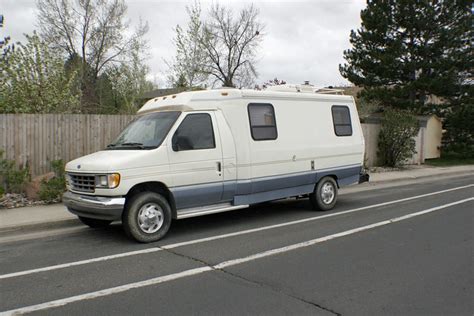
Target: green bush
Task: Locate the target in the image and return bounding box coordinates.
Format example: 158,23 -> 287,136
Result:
0,150 -> 30,194
377,108 -> 419,167
39,160 -> 66,203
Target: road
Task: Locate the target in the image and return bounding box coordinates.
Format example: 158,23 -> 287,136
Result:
0,174 -> 473,315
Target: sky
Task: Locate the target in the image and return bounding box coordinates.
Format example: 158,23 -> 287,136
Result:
0,0 -> 367,88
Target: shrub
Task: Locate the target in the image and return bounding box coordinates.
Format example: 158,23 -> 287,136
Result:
38,160 -> 66,203
377,108 -> 419,167
0,150 -> 30,193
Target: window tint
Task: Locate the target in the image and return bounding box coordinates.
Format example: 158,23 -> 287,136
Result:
248,103 -> 277,140
332,106 -> 353,136
173,113 -> 215,151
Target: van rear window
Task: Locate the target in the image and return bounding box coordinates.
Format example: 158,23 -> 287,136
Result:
248,103 -> 278,140
332,105 -> 353,136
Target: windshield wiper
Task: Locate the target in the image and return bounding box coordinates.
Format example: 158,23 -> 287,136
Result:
119,142 -> 145,149
107,142 -> 155,150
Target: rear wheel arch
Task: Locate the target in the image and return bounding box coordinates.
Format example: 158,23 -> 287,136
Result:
316,174 -> 339,189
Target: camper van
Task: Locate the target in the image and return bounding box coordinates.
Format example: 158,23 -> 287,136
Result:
63,87 -> 368,243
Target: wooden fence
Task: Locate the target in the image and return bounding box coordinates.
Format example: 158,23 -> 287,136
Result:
0,114 -> 134,177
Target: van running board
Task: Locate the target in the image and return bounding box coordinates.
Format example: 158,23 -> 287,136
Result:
176,203 -> 249,219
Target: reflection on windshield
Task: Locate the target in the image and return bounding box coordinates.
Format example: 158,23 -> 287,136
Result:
107,111 -> 180,150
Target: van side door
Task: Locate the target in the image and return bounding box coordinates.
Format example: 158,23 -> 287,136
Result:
167,111 -> 224,209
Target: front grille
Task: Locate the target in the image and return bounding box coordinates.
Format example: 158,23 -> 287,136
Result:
69,174 -> 95,193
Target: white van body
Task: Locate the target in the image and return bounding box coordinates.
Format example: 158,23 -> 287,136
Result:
63,88 -> 366,242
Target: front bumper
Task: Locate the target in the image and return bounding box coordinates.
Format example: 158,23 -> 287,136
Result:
63,191 -> 125,221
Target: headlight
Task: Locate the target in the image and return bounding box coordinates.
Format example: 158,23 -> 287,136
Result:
95,173 -> 120,189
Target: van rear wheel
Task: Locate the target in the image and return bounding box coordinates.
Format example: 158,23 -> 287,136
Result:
122,192 -> 172,243
310,177 -> 338,211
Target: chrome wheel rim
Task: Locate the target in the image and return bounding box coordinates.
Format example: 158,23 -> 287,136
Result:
321,182 -> 335,204
137,203 -> 164,234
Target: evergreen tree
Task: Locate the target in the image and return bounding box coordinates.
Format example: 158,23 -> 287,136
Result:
339,0 -> 472,113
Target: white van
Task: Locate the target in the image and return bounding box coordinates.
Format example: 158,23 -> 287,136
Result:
63,88 -> 368,242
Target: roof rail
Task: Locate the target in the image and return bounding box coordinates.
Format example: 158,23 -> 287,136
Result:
315,88 -> 345,95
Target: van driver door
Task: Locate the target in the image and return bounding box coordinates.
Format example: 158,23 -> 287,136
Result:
167,111 -> 224,210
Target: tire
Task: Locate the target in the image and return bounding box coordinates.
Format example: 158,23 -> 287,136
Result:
78,216 -> 112,228
309,176 -> 338,211
122,192 -> 172,243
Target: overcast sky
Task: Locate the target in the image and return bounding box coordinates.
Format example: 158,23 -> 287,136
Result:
1,0 -> 366,88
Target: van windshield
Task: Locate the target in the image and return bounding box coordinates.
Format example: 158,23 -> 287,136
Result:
107,111 -> 181,150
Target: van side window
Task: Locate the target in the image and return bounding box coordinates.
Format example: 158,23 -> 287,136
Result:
332,106 -> 352,136
172,113 -> 215,151
248,103 -> 278,140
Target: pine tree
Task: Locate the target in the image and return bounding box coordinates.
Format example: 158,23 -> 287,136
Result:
339,0 -> 472,114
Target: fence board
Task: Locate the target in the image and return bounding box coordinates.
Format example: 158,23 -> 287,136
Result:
0,114 -> 134,177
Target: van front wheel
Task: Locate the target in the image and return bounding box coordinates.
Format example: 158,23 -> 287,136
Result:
122,192 -> 172,243
310,177 -> 338,211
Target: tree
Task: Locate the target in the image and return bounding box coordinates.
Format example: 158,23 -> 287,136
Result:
339,1 -> 472,113
168,2 -> 209,89
442,103 -> 474,158
36,0 -> 149,111
0,32 -> 80,113
105,46 -> 155,114
200,3 -> 263,88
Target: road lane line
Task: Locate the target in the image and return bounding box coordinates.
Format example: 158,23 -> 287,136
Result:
215,198 -> 474,268
0,183 -> 472,281
1,197 -> 472,315
0,248 -> 162,280
163,183 -> 474,249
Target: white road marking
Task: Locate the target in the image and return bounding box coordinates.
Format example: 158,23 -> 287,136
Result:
1,197 -> 471,315
0,183 -> 472,281
0,248 -> 162,280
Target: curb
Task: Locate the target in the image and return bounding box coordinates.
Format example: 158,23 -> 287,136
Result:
368,169 -> 474,184
1,169 -> 473,234
0,218 -> 81,236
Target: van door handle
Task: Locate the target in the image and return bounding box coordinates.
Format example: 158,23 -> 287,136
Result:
216,162 -> 222,172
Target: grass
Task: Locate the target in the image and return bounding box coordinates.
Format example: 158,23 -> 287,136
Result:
425,155 -> 474,166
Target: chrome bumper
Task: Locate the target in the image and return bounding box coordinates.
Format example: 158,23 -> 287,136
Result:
63,191 -> 125,221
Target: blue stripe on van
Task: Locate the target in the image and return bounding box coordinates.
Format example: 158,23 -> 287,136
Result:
170,164 -> 362,209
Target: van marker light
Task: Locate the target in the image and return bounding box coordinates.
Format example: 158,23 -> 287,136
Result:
0,184 -> 472,281
1,197 -> 472,315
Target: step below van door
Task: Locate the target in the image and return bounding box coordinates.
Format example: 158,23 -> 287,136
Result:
167,111 -> 224,209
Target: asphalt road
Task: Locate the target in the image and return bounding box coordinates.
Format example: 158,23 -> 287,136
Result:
0,175 -> 473,315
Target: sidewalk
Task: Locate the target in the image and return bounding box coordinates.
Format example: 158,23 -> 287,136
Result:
368,164 -> 474,183
0,203 -> 77,232
1,165 -> 473,233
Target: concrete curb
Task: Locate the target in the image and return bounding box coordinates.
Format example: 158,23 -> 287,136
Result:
368,168 -> 474,184
0,218 -> 81,235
